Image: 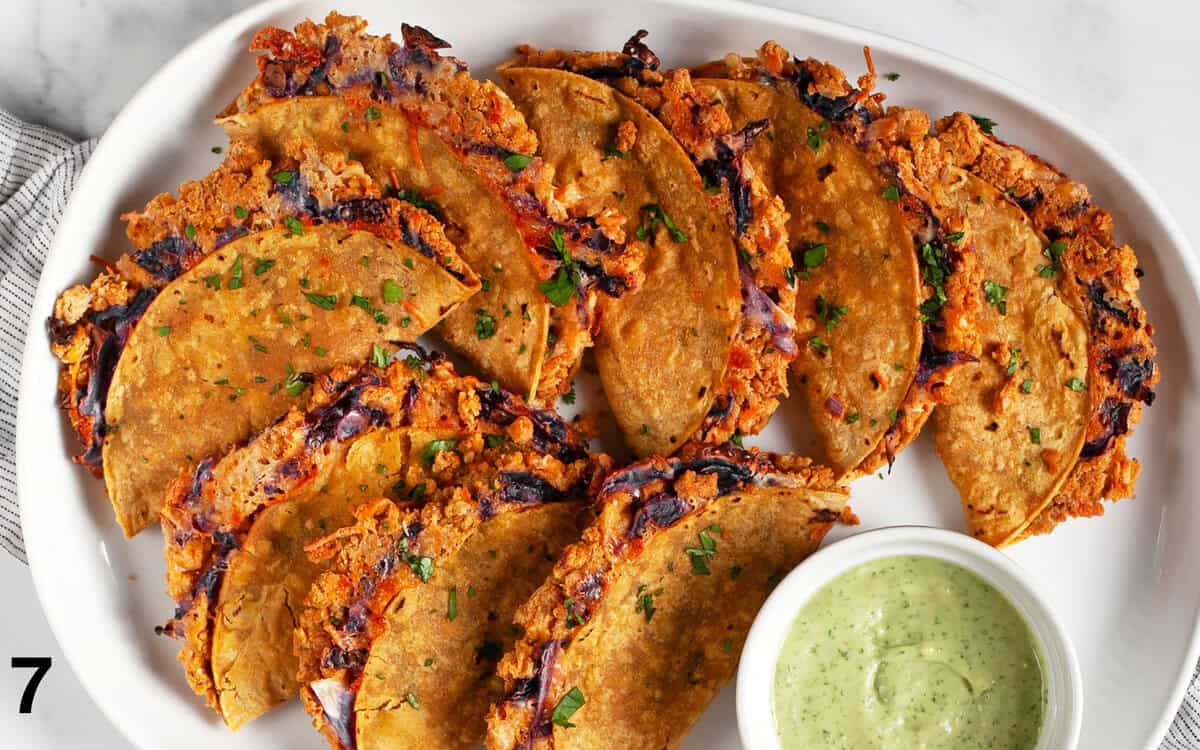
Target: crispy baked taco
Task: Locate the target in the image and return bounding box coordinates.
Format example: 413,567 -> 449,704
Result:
218,13 -> 639,403
103,194 -> 474,536
296,470 -> 597,749
159,354 -> 605,729
501,32 -> 798,456
925,112 -> 1157,541
486,444 -> 851,749
694,44 -> 979,476
50,144 -> 367,477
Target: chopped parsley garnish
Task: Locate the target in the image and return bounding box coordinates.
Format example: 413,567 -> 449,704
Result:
272,170 -> 295,184
248,335 -> 266,353
364,106 -> 382,121
422,438 -> 457,466
561,384 -> 577,405
972,115 -> 998,134
304,291 -> 337,310
1037,240 -> 1067,277
1028,426 -> 1041,445
284,366 -> 309,397
383,279 -> 405,303
636,203 -> 688,243
284,216 -> 304,236
474,308 -> 497,339
944,230 -> 964,243
884,72 -> 901,81
234,205 -> 248,220
806,126 -> 823,152
801,243 -> 827,269
485,434 -> 507,448
815,295 -> 848,331
503,152 -> 533,171
371,344 -> 390,368
404,355 -> 423,370
881,185 -> 901,202
1021,378 -> 1034,394
551,687 -> 585,728
564,598 -> 585,628
155,325 -> 170,337
227,256 -> 244,289
845,412 -> 860,424
730,432 -> 744,448
405,692 -> 420,710
447,587 -> 458,620
253,258 -> 275,276
888,409 -> 900,426
403,257 -> 415,270
722,638 -> 734,653
686,525 -> 721,575
394,188 -> 444,219
917,242 -> 951,322
809,336 -> 830,354
538,228 -> 579,306
815,220 -> 831,234
211,145 -> 223,154
1066,377 -> 1086,392
982,280 -> 1008,314
184,224 -> 197,240
602,143 -> 626,160
1006,347 -> 1022,376
481,278 -> 493,292
409,555 -> 434,583
351,294 -> 372,313
635,584 -> 663,623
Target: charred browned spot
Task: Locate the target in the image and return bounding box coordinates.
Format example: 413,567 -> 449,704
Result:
816,163 -> 835,181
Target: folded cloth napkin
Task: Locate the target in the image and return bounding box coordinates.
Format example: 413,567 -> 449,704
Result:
0,110 -> 1197,748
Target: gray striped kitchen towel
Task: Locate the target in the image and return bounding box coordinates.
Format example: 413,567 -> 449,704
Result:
0,110 -> 96,564
0,110 -> 1197,748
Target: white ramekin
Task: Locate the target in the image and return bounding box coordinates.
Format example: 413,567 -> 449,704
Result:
737,525 -> 1082,750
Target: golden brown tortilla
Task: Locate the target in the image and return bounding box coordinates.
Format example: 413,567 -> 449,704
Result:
499,67 -> 740,457
701,77 -> 922,473
486,446 -> 849,750
220,98 -> 551,400
105,215 -> 476,536
931,171 -> 1089,545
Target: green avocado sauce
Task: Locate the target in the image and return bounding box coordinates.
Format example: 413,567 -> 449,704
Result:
773,555 -> 1045,749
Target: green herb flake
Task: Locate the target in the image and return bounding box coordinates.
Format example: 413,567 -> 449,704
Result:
409,555 -> 434,583
551,687 -> 585,728
304,291 -> 337,310
982,279 -> 1008,314
809,336 -> 830,354
845,411 -> 860,424
722,638 -> 734,653
815,295 -> 848,331
253,257 -> 275,276
422,438 -> 457,466
155,325 -> 171,337
394,188 -> 444,219
635,584 -> 663,623
227,256 -> 244,289
503,152 -> 533,172
815,220 -> 831,234
1028,426 -> 1042,445
1038,240 -> 1068,277
686,526 -> 720,576
602,143 -> 626,160
562,384 -> 577,405
884,72 -> 901,81
447,587 -> 458,621
881,185 -> 901,202
371,344 -> 390,368
404,692 -> 420,710
248,335 -> 267,353
806,127 -> 823,152
474,308 -> 497,340
381,278 -> 405,304
364,106 -> 382,121
1021,378 -> 1034,394
972,115 -> 998,134
284,369 -> 309,397
272,170 -> 295,184
802,243 -> 827,269
1006,347 -> 1022,377
730,431 -> 744,448
637,203 -> 688,243
1066,377 -> 1086,392
184,224 -> 197,240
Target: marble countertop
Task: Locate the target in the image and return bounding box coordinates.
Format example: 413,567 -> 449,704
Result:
1,0 -> 1197,747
